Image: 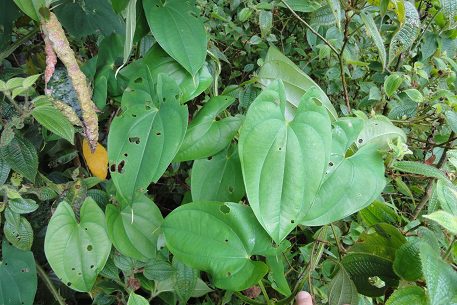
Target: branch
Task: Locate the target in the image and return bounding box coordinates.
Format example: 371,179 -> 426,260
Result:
36,263 -> 67,305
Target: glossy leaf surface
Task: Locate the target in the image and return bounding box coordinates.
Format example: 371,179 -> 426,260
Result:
44,198 -> 111,292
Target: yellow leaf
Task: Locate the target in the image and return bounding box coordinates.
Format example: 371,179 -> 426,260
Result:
82,139 -> 108,180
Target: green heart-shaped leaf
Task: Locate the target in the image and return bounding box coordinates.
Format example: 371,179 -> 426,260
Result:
162,201 -> 274,291
106,195 -> 163,260
44,198 -> 111,292
108,100 -> 188,201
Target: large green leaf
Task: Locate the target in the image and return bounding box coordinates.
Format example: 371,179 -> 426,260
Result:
393,239 -> 422,281
32,101 -> 75,144
359,201 -> 399,226
424,210 -> 457,235
127,292 -> 149,305
0,134 -> 38,182
386,286 -> 427,305
173,259 -> 198,304
419,243 -> 457,305
258,47 -> 338,121
440,0 -> 457,28
120,44 -> 212,104
106,195 -> 163,260
239,81 -> 386,242
143,0 -> 207,76
328,265 -> 359,305
174,96 -> 242,162
162,201 -> 274,291
3,207 -> 33,250
44,198 -> 111,292
388,1 -> 420,66
12,0 -> 43,21
393,161 -> 448,181
0,240 -> 37,305
356,116 -> 406,148
191,145 -> 245,202
108,100 -> 188,201
54,0 -> 124,38
360,10 -> 386,70
436,179 -> 457,216
342,253 -> 399,297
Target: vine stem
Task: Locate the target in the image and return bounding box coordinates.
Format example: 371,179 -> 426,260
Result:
258,280 -> 273,305
281,0 -> 351,111
413,131 -> 455,219
233,291 -> 265,305
36,262 -> 67,305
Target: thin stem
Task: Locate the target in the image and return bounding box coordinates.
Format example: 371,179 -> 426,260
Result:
281,0 -> 339,55
258,280 -> 272,305
36,263 -> 67,305
330,223 -> 345,258
0,27 -> 39,61
4,93 -> 22,113
444,236 -> 456,260
207,49 -> 221,96
413,131 -> 454,219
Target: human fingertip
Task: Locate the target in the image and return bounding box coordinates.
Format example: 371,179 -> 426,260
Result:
296,291 -> 312,301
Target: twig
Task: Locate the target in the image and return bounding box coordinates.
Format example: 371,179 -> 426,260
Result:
413,131 -> 454,219
0,27 -> 40,61
258,280 -> 272,305
282,0 -> 351,111
233,291 -> 265,305
36,263 -> 67,305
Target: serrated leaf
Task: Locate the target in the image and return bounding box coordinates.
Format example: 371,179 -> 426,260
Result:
393,240 -> 422,281
392,161 -> 448,180
310,5 -> 338,26
388,1 -> 420,66
440,0 -> 457,28
436,179 -> 457,215
328,265 -> 359,305
326,0 -> 342,29
106,195 -> 163,260
445,111 -> 457,134
22,74 -> 40,88
143,0 -> 207,76
258,46 -> 338,121
174,96 -> 242,162
44,198 -> 111,292
259,10 -> 273,36
0,240 -> 37,305
108,100 -> 188,201
279,0 -> 323,13
8,198 -> 38,214
127,292 -> 149,305
361,11 -> 387,70
162,202 -> 273,291
359,201 -> 399,226
173,259 -> 198,304
191,145 -> 245,203
0,135 -> 38,182
32,104 -> 75,144
404,89 -> 423,103
3,208 -> 34,251
0,158 -> 11,186
342,253 -> 399,297
144,257 -> 175,281
386,286 -> 427,305
384,74 -> 404,98
420,243 -> 457,305
424,210 -> 457,235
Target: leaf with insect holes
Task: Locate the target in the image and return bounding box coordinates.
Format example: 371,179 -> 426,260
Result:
108,100 -> 188,202
44,198 -> 111,292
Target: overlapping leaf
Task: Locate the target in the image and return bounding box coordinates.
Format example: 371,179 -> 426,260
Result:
162,202 -> 274,291
239,81 -> 387,242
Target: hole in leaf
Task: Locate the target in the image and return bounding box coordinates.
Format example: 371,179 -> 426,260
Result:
328,161 -> 334,167
110,164 -> 116,172
278,147 -> 282,151
72,267 -> 75,270
156,132 -> 161,136
291,220 -> 295,224
84,227 -> 88,231
124,153 -> 128,157
227,272 -> 231,277
207,156 -> 213,160
132,113 -> 137,118
228,186 -> 234,193
118,160 -> 125,173
145,105 -> 152,110
87,245 -> 93,251
129,137 -> 141,144
220,204 -> 230,214
358,139 -> 363,144
134,77 -> 143,84
67,282 -> 72,287
90,265 -> 94,269
224,239 -> 228,243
